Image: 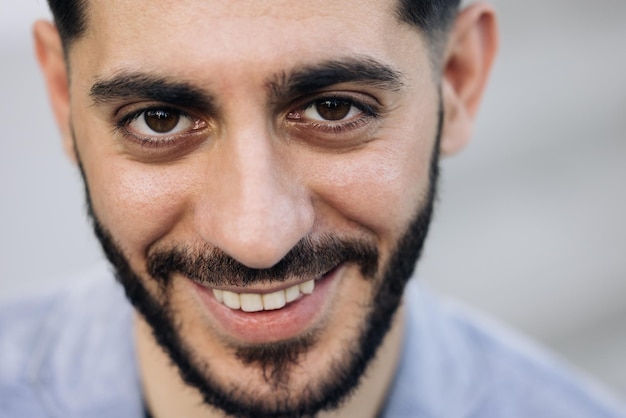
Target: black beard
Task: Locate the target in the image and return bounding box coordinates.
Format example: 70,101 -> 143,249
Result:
77,105 -> 441,418
147,234 -> 382,390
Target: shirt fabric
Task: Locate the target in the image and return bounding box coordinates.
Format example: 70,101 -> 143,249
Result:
1,265 -> 625,418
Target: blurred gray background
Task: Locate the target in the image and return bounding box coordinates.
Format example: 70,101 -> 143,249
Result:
1,0 -> 625,400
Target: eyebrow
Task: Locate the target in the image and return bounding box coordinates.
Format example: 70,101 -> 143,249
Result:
89,72 -> 216,111
267,56 -> 406,101
89,56 -> 405,109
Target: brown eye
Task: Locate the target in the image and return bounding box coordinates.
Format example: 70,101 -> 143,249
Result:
315,99 -> 352,121
124,107 -> 201,141
144,109 -> 180,133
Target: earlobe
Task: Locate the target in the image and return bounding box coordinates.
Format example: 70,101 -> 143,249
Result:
439,3 -> 499,156
33,20 -> 76,162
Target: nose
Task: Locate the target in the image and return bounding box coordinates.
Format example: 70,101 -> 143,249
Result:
193,121 -> 314,269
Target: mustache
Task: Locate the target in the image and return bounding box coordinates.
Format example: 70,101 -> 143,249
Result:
147,235 -> 379,288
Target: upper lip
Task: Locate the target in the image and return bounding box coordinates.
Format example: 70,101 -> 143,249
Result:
192,266 -> 337,294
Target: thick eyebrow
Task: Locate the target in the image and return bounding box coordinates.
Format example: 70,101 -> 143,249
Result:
89,57 -> 403,108
89,72 -> 215,111
267,56 -> 406,101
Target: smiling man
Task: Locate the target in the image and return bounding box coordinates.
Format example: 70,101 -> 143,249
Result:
1,1 -> 625,417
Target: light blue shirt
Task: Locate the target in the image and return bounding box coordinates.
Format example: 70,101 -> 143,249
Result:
1,266 -> 625,417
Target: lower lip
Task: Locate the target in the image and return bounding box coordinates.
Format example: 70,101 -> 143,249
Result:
189,267 -> 341,344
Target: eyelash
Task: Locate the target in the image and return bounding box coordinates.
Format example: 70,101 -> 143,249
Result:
288,96 -> 380,134
114,95 -> 380,149
115,106 -> 204,147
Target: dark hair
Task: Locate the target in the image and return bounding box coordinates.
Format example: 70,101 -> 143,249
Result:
47,0 -> 460,50
397,0 -> 461,32
46,0 -> 88,48
397,0 -> 461,48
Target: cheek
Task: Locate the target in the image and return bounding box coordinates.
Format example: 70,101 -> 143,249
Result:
308,138 -> 433,240
72,105 -> 194,257
85,158 -> 195,255
305,98 -> 439,241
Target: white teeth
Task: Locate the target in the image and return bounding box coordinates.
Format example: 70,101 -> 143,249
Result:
222,290 -> 241,310
299,279 -> 315,295
262,290 -> 286,310
212,289 -> 224,303
213,279 -> 317,311
240,293 -> 264,312
285,285 -> 300,303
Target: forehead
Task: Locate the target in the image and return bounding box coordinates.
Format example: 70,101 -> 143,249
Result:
72,0 -> 427,82
85,0 -> 401,37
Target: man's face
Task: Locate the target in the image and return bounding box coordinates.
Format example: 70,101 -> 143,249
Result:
67,0 -> 442,415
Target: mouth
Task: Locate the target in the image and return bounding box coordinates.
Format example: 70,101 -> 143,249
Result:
211,277 -> 318,312
189,266 -> 343,343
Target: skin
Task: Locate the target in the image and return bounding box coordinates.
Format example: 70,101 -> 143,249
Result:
34,1 -> 498,416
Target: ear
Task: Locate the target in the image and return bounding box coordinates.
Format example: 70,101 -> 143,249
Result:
439,3 -> 498,156
34,20 -> 76,162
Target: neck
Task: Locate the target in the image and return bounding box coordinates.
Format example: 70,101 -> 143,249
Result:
136,305 -> 405,418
